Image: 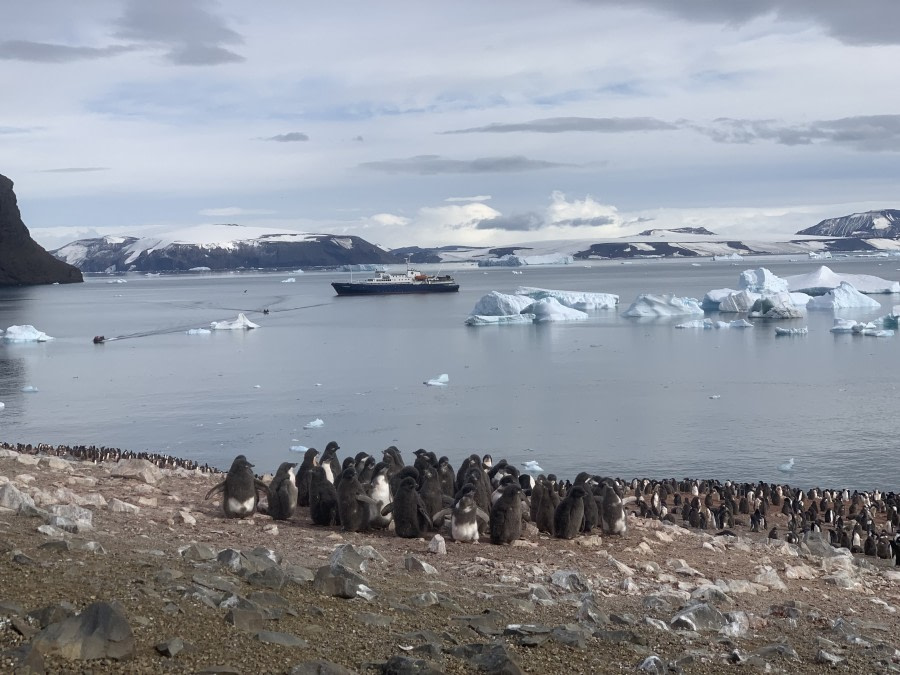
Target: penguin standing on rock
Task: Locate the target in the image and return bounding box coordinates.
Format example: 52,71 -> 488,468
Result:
205,454 -> 268,518
489,483 -> 523,545
266,462 -> 298,520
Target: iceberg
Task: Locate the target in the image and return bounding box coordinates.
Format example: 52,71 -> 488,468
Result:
470,291 -> 534,317
281,277 -> 296,283
808,251 -> 832,260
210,313 -> 259,330
807,282 -> 882,310
525,297 -> 589,322
675,319 -> 714,329
622,294 -> 704,318
3,325 -> 54,342
863,328 -> 894,337
0,402 -> 5,410
830,318 -> 861,333
290,445 -> 309,453
303,418 -> 324,429
515,287 -> 618,310
775,326 -> 808,336
701,288 -> 736,311
785,265 -> 900,295
21,385 -> 38,393
106,279 -> 127,284
425,373 -> 449,386
465,314 -> 536,326
747,292 -> 804,319
186,328 -> 211,335
718,290 -> 760,313
675,319 -> 752,329
739,268 -> 789,294
713,253 -> 743,261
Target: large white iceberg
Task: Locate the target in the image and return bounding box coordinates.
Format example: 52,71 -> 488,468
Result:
210,313 -> 259,331
515,287 -> 618,310
465,314 -> 536,326
622,294 -> 704,318
747,292 -> 805,319
785,265 -> 900,295
718,290 -> 760,313
701,288 -> 736,311
807,282 -> 882,310
3,325 -> 54,342
525,297 -> 589,323
470,291 -> 534,316
739,268 -> 789,294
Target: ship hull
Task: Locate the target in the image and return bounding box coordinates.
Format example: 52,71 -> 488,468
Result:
331,281 -> 459,296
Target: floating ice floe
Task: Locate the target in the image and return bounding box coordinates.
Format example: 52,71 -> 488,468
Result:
210,313 -> 259,330
807,282 -> 881,310
0,402 -> 5,410
186,328 -> 211,335
675,319 -> 753,329
465,314 -> 535,326
282,277 -> 296,283
622,294 -> 704,318
106,279 -> 127,284
2,325 -> 54,342
21,385 -> 38,393
425,373 -> 449,386
747,293 -> 805,319
778,458 -> 795,473
713,253 -> 743,261
470,291 -> 534,316
785,265 -> 900,295
303,418 -> 324,429
521,460 -> 544,473
526,297 -> 589,323
775,326 -> 808,336
830,318 -> 894,336
516,287 -> 618,310
290,445 -> 309,453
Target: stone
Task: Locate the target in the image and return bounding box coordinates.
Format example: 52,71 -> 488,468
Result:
816,649 -> 844,665
156,637 -> 185,657
108,498 -> 140,514
670,603 -> 728,632
407,591 -> 440,608
576,535 -> 603,547
753,566 -> 787,591
576,596 -> 610,625
246,566 -> 287,590
288,660 -> 356,675
427,534 -> 447,554
405,555 -> 438,575
784,563 -> 817,580
15,454 -> 40,466
355,612 -> 394,627
42,456 -> 72,471
0,482 -> 35,512
313,566 -> 365,600
31,601 -> 135,661
110,458 -> 163,484
330,543 -> 384,574
551,570 -> 590,592
27,603 -> 76,628
801,532 -> 842,558
380,655 -> 444,674
256,631 -> 308,647
551,624 -> 591,648
451,643 -> 524,675
691,585 -> 733,606
182,542 -> 219,561
224,609 -> 265,633
39,539 -> 71,552
637,655 -> 667,674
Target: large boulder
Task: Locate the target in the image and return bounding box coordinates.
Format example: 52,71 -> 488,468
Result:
31,601 -> 135,661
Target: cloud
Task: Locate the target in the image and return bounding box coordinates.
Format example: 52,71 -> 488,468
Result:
547,191 -> 621,229
596,0 -> 900,46
359,155 -> 569,174
198,207 -> 276,217
368,213 -> 411,227
696,114 -> 900,151
0,40 -> 136,63
114,0 -> 245,65
445,195 -> 492,203
443,116 -> 677,134
416,203 -> 502,231
476,212 -> 544,231
38,167 -> 110,173
264,132 -> 310,142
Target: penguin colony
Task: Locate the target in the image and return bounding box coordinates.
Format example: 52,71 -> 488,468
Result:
4,440 -> 897,561
194,442 -> 900,563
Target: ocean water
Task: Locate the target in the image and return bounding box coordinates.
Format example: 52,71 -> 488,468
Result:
0,257 -> 897,491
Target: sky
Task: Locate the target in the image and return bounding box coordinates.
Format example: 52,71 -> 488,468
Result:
3,0 -> 900,251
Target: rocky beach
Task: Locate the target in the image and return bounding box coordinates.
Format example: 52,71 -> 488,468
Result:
1,445 -> 899,674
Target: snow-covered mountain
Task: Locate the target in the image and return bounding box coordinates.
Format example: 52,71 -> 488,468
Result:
796,210 -> 900,238
51,224 -> 398,272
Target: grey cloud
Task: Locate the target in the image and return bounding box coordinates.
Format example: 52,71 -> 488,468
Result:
114,0 -> 244,65
265,132 -> 310,142
360,155 -> 568,175
38,167 -> 110,173
443,116 -> 676,134
590,1 -> 900,46
476,212 -> 545,231
697,115 -> 900,151
555,216 -> 618,227
0,40 -> 135,63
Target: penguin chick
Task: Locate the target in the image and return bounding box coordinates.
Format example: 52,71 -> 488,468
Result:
205,454 -> 268,518
382,476 -> 432,538
489,483 -> 524,545
266,462 -> 298,521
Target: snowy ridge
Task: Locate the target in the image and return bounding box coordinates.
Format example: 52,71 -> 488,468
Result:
797,210 -> 900,239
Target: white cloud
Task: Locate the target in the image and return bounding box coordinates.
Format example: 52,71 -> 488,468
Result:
445,195 -> 492,202
198,207 -> 276,217
547,191 -> 621,229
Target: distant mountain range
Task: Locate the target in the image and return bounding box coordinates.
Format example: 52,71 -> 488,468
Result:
48,210 -> 900,272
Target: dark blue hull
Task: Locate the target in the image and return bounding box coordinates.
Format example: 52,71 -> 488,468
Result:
331,281 -> 459,296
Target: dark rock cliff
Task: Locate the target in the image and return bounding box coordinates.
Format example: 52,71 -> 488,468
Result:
0,174 -> 83,286
797,210 -> 900,238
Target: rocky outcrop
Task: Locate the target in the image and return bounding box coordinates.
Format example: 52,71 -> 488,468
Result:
797,209 -> 900,238
0,174 -> 83,286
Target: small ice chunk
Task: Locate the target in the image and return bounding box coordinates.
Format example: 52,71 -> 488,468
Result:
830,318 -> 860,333
0,402 -> 5,410
425,373 -> 449,386
303,418 -> 324,429
3,325 -> 54,342
186,328 -> 211,335
106,279 -> 127,284
281,277 -> 296,283
709,395 -> 721,400
210,313 -> 259,330
290,445 -> 309,453
521,460 -> 544,473
21,385 -> 39,393
676,319 -> 714,329
775,326 -> 808,336
465,314 -> 536,326
778,458 -> 795,473
862,328 -> 894,337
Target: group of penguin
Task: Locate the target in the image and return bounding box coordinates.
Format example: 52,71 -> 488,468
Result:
0,441 -> 216,473
630,477 -> 900,565
204,444 -> 628,545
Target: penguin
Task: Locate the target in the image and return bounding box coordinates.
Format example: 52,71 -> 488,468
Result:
876,534 -> 894,560
413,449 -> 436,481
309,465 -> 340,526
382,476 -> 432,538
863,534 -> 877,557
336,467 -> 378,531
554,485 -> 587,540
320,441 -> 341,484
418,465 -> 447,519
295,447 -> 319,507
768,526 -> 779,540
358,456 -> 376,484
489,483 -> 523,545
266,462 -> 299,521
367,462 -> 393,529
432,484 -> 489,542
535,481 -> 558,535
204,454 -> 268,518
382,445 -> 405,476
599,483 -> 627,535
437,456 -> 456,498
390,465 -> 419,500
576,477 -> 599,533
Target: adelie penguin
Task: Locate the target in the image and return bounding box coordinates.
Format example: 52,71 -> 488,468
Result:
336,467 -> 378,532
599,483 -> 627,535
367,462 -> 393,529
320,441 -> 342,484
309,465 -> 340,526
433,484 -> 488,543
295,447 -> 319,507
266,462 -> 299,521
554,484 -> 587,540
205,454 -> 268,518
489,483 -> 524,545
383,476 -> 432,538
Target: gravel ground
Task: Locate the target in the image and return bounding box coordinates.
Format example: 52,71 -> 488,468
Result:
1,449 -> 899,674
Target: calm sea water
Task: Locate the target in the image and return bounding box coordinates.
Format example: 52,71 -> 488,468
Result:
0,257 -> 897,491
